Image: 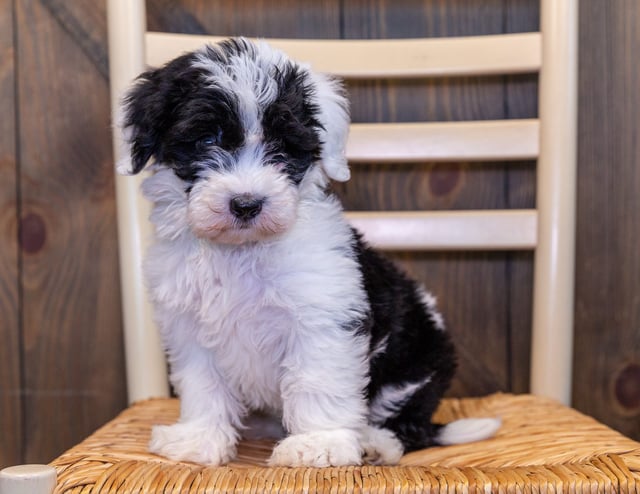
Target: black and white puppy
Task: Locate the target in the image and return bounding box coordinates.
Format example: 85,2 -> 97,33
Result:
118,38 -> 500,467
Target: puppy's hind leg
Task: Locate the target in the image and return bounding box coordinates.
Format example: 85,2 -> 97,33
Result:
374,382 -> 501,455
359,425 -> 404,465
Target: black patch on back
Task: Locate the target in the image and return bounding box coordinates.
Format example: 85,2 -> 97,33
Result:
349,230 -> 457,452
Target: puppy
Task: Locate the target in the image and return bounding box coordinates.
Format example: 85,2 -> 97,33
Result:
118,38 -> 500,467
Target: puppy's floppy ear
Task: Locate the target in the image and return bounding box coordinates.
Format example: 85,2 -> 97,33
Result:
308,72 -> 351,182
118,51 -> 202,176
116,67 -> 167,175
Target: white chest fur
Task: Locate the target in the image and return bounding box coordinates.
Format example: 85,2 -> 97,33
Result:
143,178 -> 369,411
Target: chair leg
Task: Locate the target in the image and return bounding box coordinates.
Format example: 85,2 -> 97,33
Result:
0,464 -> 56,494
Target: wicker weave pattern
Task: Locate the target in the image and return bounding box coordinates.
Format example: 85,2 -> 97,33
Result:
51,394 -> 640,493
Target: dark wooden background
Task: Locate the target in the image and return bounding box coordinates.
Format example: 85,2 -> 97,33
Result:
1,0 -> 639,467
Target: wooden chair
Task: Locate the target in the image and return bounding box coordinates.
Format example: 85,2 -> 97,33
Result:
107,0 -> 576,409
3,0 -> 639,492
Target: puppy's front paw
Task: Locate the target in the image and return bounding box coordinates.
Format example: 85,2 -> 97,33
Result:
268,429 -> 362,467
149,422 -> 237,466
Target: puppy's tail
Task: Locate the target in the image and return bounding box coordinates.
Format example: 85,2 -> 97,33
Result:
434,417 -> 502,446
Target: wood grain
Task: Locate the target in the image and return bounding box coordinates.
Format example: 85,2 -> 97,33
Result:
40,0 -> 109,79
147,0 -> 341,38
15,0 -> 126,463
0,0 -> 22,469
574,0 -> 640,439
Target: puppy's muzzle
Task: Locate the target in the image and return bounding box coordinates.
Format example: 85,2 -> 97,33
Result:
229,194 -> 264,221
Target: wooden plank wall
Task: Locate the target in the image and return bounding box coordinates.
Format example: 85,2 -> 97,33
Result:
574,0 -> 640,440
0,0 -> 22,469
7,0 -> 127,466
0,0 -> 638,467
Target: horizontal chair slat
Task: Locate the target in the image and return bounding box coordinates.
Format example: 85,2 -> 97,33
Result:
346,210 -> 537,251
347,119 -> 539,162
145,32 -> 541,78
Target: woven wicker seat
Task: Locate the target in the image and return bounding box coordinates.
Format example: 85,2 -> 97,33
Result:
7,1 -> 634,493
51,394 -> 640,493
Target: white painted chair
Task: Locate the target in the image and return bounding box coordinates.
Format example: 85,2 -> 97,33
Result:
12,1 -> 640,493
109,0 -> 576,407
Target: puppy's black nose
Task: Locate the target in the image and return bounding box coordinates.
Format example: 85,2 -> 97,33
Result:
229,195 -> 264,220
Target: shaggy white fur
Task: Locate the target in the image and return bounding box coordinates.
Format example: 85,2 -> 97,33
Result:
142,167 -> 372,466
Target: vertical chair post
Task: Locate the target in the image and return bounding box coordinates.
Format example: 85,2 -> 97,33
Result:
107,0 -> 170,402
531,0 -> 578,405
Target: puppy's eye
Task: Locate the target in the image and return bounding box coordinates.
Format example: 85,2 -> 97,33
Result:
196,129 -> 223,150
200,137 -> 216,146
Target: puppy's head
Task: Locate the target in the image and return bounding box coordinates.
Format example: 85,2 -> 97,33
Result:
118,38 -> 350,244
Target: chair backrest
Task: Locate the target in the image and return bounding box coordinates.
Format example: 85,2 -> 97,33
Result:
107,0 -> 578,406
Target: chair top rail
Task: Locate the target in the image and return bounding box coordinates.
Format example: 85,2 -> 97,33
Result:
145,32 -> 541,79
